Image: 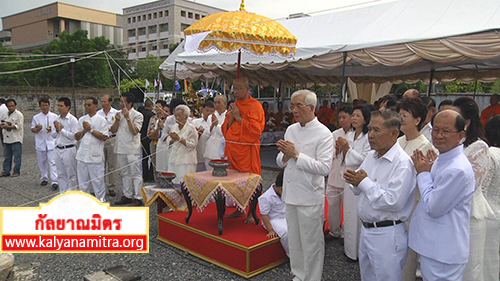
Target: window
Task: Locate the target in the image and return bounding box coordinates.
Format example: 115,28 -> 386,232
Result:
165,10 -> 169,17
195,14 -> 200,20
131,48 -> 136,53
153,13 -> 157,19
139,27 -> 146,35
138,16 -> 141,22
181,23 -> 190,31
149,26 -> 157,34
128,29 -> 136,37
202,15 -> 206,18
141,46 -> 146,52
148,14 -> 152,20
128,18 -> 131,23
163,44 -> 169,49
160,23 -> 168,32
151,45 -> 157,51
188,12 -> 193,19
181,10 -> 186,17
143,15 -> 146,21
48,30 -> 53,36
159,11 -> 163,17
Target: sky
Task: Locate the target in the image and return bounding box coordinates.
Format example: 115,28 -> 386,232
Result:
0,0 -> 376,30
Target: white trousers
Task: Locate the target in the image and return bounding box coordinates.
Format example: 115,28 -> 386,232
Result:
419,255 -> 466,281
116,154 -> 143,200
483,218 -> 500,281
36,149 -> 58,184
263,217 -> 289,257
343,184 -> 361,260
326,185 -> 343,237
77,161 -> 106,202
286,203 -> 324,281
103,137 -> 117,188
54,147 -> 77,193
359,222 -> 408,281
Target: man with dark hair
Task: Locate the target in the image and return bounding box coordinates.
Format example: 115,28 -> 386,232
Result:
98,94 -> 118,196
326,105 -> 353,240
192,101 -> 215,171
410,110 -> 474,280
344,110 -> 416,280
420,97 -> 437,142
75,97 -> 109,202
110,93 -> 144,206
31,98 -> 58,187
51,97 -> 78,192
258,170 -> 288,257
0,98 -> 7,146
1,99 -> 24,177
438,99 -> 453,111
139,99 -> 155,182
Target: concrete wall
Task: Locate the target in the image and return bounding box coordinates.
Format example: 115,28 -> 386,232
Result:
0,87 -> 119,120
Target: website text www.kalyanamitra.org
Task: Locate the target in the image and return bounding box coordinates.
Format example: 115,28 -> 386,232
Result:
2,234 -> 146,252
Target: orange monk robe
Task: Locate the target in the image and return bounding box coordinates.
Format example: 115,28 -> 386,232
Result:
222,96 -> 265,174
481,104 -> 500,126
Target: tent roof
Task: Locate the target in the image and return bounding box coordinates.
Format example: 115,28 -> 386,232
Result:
160,0 -> 500,86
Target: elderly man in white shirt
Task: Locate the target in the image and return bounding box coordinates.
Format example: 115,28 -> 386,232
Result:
204,95 -> 227,169
192,101 -> 214,171
325,104 -> 353,240
51,97 -> 78,192
97,94 -> 118,197
1,99 -> 24,177
110,93 -> 144,207
276,90 -> 333,281
409,110 -> 475,280
75,97 -> 109,202
344,110 -> 417,281
31,98 -> 59,188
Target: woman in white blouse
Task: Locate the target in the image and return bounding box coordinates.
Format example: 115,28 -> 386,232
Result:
484,115 -> 500,281
166,105 -> 198,184
453,97 -> 495,281
337,104 -> 372,261
398,98 -> 435,281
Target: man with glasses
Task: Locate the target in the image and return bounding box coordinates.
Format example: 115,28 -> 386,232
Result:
277,90 -> 333,281
97,95 -> 118,196
75,97 -> 109,202
410,110 -> 475,280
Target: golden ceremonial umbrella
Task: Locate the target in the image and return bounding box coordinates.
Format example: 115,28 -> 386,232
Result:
183,0 -> 298,77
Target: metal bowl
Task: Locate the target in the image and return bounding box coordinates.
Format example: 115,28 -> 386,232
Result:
209,159 -> 231,177
157,172 -> 176,188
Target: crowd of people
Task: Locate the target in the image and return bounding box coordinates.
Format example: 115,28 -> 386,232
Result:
1,82 -> 500,280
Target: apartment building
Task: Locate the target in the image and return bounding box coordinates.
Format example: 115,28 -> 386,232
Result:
123,0 -> 225,59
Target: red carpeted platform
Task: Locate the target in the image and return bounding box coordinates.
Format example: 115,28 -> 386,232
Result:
157,203 -> 288,278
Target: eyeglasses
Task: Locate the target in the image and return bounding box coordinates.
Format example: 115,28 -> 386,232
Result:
431,128 -> 459,137
289,103 -> 309,110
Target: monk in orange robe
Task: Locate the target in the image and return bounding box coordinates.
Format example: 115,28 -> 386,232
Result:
222,77 -> 265,221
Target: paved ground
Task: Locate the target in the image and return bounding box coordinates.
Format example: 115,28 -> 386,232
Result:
0,122 -> 361,280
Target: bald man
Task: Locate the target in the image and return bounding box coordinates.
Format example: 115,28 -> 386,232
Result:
204,95 -> 228,169
403,89 -> 420,99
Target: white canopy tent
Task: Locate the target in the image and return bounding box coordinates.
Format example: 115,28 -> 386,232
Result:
160,0 -> 500,102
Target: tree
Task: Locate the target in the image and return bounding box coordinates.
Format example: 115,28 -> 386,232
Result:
120,78 -> 144,93
0,42 -> 24,86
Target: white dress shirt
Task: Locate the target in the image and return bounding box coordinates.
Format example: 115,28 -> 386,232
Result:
327,128 -> 352,188
192,116 -> 211,163
277,118 -> 334,206
421,122 -> 433,143
351,142 -> 417,222
1,109 -> 24,144
259,185 -> 286,221
31,111 -> 58,151
97,107 -> 118,133
75,114 -> 109,163
204,110 -> 227,160
51,113 -> 78,147
409,145 -> 475,264
345,131 -> 371,170
0,104 -> 7,120
114,108 -> 143,155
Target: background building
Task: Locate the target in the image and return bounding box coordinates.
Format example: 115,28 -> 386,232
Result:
123,0 -> 225,60
1,2 -> 123,52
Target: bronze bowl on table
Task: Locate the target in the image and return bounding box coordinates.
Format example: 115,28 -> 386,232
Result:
157,172 -> 176,188
209,159 -> 231,177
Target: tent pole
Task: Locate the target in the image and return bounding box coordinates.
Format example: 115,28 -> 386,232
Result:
173,62 -> 177,98
237,50 -> 241,78
340,52 -> 347,103
427,69 -> 435,97
473,81 -> 478,100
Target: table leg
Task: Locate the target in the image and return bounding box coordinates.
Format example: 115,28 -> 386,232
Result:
156,197 -> 167,214
249,184 -> 262,225
181,182 -> 193,224
215,189 -> 226,235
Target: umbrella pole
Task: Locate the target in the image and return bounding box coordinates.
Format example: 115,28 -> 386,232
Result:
237,50 -> 241,78
173,62 -> 177,98
340,52 -> 347,103
427,68 -> 434,97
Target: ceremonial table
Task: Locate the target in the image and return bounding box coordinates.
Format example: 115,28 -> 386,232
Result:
140,184 -> 188,214
181,169 -> 262,235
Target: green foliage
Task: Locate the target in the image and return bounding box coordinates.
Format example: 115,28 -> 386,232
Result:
120,78 -> 144,93
391,81 -> 428,95
169,43 -> 180,54
0,42 -> 24,86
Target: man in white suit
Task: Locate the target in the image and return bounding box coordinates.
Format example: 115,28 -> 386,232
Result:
410,110 -> 475,280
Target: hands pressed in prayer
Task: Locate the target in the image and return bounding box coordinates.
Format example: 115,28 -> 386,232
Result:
277,139 -> 298,162
336,136 -> 350,154
411,149 -> 433,174
343,169 -> 367,187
